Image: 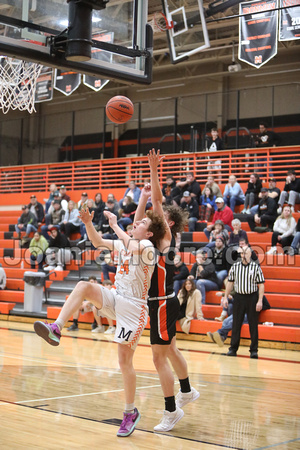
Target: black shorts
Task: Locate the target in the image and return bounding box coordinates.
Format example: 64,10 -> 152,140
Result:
148,296 -> 180,345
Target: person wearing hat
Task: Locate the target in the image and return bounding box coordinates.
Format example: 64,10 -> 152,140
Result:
250,178 -> 281,215
204,219 -> 229,249
176,172 -> 201,205
241,173 -> 262,214
77,192 -> 89,210
0,263 -> 6,290
247,188 -> 278,232
28,194 -> 44,227
44,183 -> 59,213
15,205 -> 38,240
41,199 -> 65,240
180,191 -> 199,232
59,185 -> 71,203
204,197 -> 233,243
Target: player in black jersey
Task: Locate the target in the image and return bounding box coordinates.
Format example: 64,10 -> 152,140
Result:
134,149 -> 200,432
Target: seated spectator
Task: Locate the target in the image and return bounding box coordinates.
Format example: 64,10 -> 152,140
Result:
77,192 -> 89,210
118,196 -> 137,231
204,219 -> 229,249
29,231 -> 49,270
206,127 -> 224,181
79,199 -> 96,239
266,205 -> 297,254
60,200 -> 81,238
204,197 -> 233,238
238,237 -> 259,264
175,172 -> 201,205
44,183 -> 59,213
178,279 -> 204,334
180,191 -> 199,232
189,249 -> 219,304
277,170 -> 300,214
97,200 -> 120,239
162,175 -> 180,205
202,175 -> 222,198
15,205 -> 38,240
59,185 -> 71,203
242,173 -> 262,214
44,226 -> 72,271
211,235 -> 230,286
288,218 -> 300,255
94,193 -> 105,216
41,199 -> 65,240
106,193 -> 120,215
228,219 -> 248,247
250,177 -> 280,215
223,175 -> 245,212
199,186 -> 216,222
247,188 -> 278,232
254,122 -> 281,147
119,181 -> 141,207
173,254 -> 190,295
28,194 -> 44,228
0,263 -> 6,290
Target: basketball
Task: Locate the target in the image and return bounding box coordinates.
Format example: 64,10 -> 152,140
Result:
106,95 -> 134,124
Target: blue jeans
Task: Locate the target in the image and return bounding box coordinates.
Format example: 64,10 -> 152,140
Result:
196,278 -> 219,304
118,217 -> 133,231
224,196 -> 244,212
219,313 -> 248,340
188,217 -> 198,232
15,223 -> 37,235
102,264 -> 116,280
291,232 -> 300,251
250,205 -> 259,215
204,228 -> 210,241
174,279 -> 185,296
216,269 -> 228,286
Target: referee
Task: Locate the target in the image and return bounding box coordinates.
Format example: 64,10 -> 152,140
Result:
223,246 -> 265,359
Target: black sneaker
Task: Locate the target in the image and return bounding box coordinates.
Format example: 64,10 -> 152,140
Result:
250,352 -> 258,359
227,350 -> 237,357
67,323 -> 78,331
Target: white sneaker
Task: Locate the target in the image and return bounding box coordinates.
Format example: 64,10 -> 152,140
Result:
43,265 -> 55,271
241,208 -> 246,214
54,265 -> 63,271
104,326 -> 115,335
91,325 -> 105,333
266,246 -> 277,255
290,206 -> 295,213
246,208 -> 251,214
154,407 -> 184,432
277,206 -> 282,214
175,387 -> 200,408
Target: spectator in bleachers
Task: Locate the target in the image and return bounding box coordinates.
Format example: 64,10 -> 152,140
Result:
238,237 -> 259,264
204,219 -> 229,249
178,279 -> 204,334
44,226 -> 72,271
266,205 -> 297,254
189,249 -> 219,304
204,198 -> 233,242
94,193 -> 105,216
173,254 -> 190,295
180,191 -> 199,232
59,200 -> 81,238
44,183 -> 59,213
118,196 -> 137,231
242,173 -> 262,214
211,235 -> 231,286
206,127 -> 224,181
228,219 -> 248,247
162,175 -> 180,205
199,186 -> 216,222
41,199 -> 65,240
0,263 -> 6,290
277,170 -> 300,214
254,122 -> 281,147
247,188 -> 278,232
175,171 -> 201,204
58,185 -> 71,212
106,193 -> 120,216
79,199 -> 96,239
15,205 -> 38,239
46,191 -> 61,215
288,218 -> 300,255
202,175 -> 222,198
223,175 -> 245,212
77,192 -> 89,210
28,195 -> 44,227
250,177 -> 280,215
97,200 -> 119,239
29,231 -> 49,270
119,181 -> 141,206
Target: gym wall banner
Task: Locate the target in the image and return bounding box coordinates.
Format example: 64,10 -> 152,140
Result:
35,67 -> 53,103
54,70 -> 81,96
279,0 -> 300,41
239,0 -> 278,68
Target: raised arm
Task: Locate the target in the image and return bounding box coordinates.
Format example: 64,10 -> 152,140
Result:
105,210 -> 146,255
134,184 -> 151,224
79,207 -> 114,251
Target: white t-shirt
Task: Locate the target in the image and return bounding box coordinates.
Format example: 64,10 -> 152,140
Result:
113,239 -> 155,303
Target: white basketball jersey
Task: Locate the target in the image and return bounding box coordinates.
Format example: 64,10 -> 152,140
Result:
113,239 -> 155,303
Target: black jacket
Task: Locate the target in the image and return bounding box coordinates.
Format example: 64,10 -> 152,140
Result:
18,211 -> 38,228
180,198 -> 199,219
245,179 -> 262,196
28,202 -> 44,223
284,178 -> 300,193
257,197 -> 277,218
48,232 -> 70,248
190,261 -> 218,284
173,262 -> 189,281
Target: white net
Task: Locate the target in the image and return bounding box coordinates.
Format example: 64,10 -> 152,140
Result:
0,57 -> 42,114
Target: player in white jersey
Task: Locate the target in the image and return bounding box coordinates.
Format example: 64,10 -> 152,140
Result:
34,207 -> 166,438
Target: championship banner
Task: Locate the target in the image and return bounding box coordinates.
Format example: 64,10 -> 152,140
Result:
54,69 -> 81,96
239,0 -> 278,68
83,32 -> 114,92
279,0 -> 300,41
35,66 -> 53,103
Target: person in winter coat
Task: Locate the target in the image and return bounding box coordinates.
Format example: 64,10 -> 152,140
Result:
178,279 -> 204,334
266,205 -> 297,254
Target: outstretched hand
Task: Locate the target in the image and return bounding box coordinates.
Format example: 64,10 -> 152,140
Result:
79,206 -> 94,224
104,210 -> 117,228
148,148 -> 165,170
141,182 -> 152,198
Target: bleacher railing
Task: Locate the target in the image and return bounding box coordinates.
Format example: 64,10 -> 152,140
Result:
0,146 -> 299,193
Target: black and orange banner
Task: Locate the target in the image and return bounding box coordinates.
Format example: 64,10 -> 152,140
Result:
54,70 -> 81,96
83,32 -> 113,92
35,67 -> 53,103
279,0 -> 300,41
239,0 -> 278,68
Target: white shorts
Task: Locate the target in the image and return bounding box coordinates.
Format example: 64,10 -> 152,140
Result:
97,286 -> 148,351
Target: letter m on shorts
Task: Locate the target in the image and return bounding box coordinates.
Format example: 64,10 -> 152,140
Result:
118,327 -> 133,341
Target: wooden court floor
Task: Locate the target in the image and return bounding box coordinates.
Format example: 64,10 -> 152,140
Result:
0,320 -> 299,450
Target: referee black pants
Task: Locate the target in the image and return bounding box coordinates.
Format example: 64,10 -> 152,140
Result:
229,291 -> 259,353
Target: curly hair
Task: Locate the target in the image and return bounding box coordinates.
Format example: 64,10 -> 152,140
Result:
163,205 -> 188,235
146,210 -> 167,244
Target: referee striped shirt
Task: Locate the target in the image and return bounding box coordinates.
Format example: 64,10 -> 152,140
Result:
228,261 -> 265,295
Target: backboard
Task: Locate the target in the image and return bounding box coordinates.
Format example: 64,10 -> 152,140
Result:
162,0 -> 210,63
0,0 -> 152,84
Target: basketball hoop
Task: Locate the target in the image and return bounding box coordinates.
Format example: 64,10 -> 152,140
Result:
0,57 -> 42,114
149,11 -> 174,33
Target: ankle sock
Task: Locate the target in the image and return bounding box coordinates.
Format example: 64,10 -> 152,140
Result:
165,396 -> 176,412
179,377 -> 191,393
125,403 -> 135,414
54,318 -> 64,331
